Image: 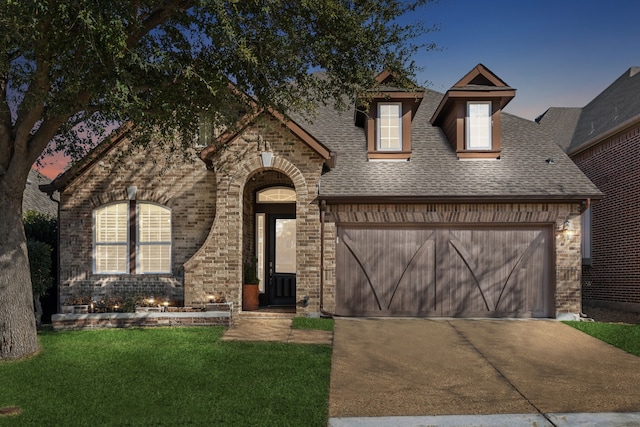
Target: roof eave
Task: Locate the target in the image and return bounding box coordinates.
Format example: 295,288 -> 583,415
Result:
569,114 -> 640,157
318,194 -> 603,205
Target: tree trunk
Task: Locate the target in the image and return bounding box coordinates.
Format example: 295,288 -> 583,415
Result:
0,182 -> 39,360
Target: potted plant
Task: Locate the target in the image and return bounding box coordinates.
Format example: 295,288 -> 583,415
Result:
242,258 -> 260,311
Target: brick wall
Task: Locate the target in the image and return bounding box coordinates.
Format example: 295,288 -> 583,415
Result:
183,115 -> 325,314
321,202 -> 582,316
59,140 -> 215,306
572,123 -> 640,308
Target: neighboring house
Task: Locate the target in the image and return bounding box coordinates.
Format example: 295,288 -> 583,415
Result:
41,64 -> 601,319
24,169 -> 57,218
538,67 -> 640,313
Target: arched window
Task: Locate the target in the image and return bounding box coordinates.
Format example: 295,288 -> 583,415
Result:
256,187 -> 296,203
94,202 -> 171,274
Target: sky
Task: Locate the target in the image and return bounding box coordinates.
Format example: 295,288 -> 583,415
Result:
36,0 -> 640,179
412,0 -> 640,120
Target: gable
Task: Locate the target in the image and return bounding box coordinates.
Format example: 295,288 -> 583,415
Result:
199,108 -> 334,169
40,123 -> 134,196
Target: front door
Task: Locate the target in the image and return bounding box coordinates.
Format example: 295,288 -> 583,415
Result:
267,214 -> 296,306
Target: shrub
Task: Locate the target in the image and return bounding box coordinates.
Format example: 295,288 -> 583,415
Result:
26,239 -> 53,298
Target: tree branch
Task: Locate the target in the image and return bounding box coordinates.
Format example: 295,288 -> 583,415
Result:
125,0 -> 193,49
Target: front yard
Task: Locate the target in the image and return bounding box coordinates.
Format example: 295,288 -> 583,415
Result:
0,327 -> 331,426
565,321 -> 640,357
2,314 -> 639,426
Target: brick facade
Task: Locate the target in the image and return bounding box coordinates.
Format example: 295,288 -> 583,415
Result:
58,114 -> 584,318
572,123 -> 640,309
58,140 -> 215,306
183,115 -> 325,314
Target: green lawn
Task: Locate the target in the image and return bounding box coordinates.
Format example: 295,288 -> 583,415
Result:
292,317 -> 334,331
0,327 -> 332,426
565,321 -> 640,357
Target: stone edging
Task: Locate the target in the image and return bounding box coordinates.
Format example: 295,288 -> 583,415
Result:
52,311 -> 232,331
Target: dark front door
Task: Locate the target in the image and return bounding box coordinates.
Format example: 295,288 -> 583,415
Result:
267,214 -> 296,306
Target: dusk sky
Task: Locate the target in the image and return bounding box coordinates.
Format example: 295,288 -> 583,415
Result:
36,0 -> 640,179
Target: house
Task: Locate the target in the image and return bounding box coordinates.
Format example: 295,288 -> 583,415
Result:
41,64 -> 601,319
537,67 -> 640,314
24,169 -> 57,217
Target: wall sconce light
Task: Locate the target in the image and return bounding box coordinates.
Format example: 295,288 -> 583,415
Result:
261,152 -> 273,167
563,220 -> 574,237
127,186 -> 137,200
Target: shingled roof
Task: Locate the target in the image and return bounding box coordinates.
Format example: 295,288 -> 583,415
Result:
293,88 -> 601,202
23,169 -> 57,217
539,67 -> 640,155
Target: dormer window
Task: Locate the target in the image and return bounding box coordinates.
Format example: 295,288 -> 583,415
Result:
353,71 -> 424,161
430,64 -> 515,160
378,103 -> 402,151
466,101 -> 492,150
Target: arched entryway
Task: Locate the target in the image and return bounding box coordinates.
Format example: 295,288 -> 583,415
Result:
243,171 -> 296,308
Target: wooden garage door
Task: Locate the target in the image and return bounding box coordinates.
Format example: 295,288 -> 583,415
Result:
335,226 -> 552,318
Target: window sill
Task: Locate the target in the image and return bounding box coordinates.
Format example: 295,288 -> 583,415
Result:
367,151 -> 411,161
457,150 -> 501,159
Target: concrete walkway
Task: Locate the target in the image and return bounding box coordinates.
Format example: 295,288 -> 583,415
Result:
221,317 -> 333,345
328,318 -> 640,426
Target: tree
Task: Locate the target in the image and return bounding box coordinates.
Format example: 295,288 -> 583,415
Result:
0,0 -> 433,359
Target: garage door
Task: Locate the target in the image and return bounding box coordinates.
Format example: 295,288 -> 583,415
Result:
335,226 -> 552,318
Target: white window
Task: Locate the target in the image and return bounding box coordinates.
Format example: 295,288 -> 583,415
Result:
377,103 -> 402,151
94,201 -> 171,274
466,101 -> 492,150
94,202 -> 129,274
137,203 -> 172,273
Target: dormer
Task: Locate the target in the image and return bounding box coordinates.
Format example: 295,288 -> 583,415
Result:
430,64 -> 515,159
355,71 -> 424,161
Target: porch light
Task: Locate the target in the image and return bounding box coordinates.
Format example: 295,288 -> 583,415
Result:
563,220 -> 575,237
261,152 -> 274,167
127,186 -> 137,200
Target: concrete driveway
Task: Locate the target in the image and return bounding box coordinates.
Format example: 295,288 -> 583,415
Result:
328,319 -> 640,426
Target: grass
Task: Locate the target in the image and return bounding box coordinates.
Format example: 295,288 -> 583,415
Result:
292,317 -> 334,331
565,321 -> 640,357
0,327 -> 332,426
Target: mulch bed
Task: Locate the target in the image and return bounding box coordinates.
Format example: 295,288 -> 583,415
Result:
582,306 -> 640,324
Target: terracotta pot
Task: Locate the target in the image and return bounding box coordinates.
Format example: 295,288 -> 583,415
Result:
242,283 -> 260,311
